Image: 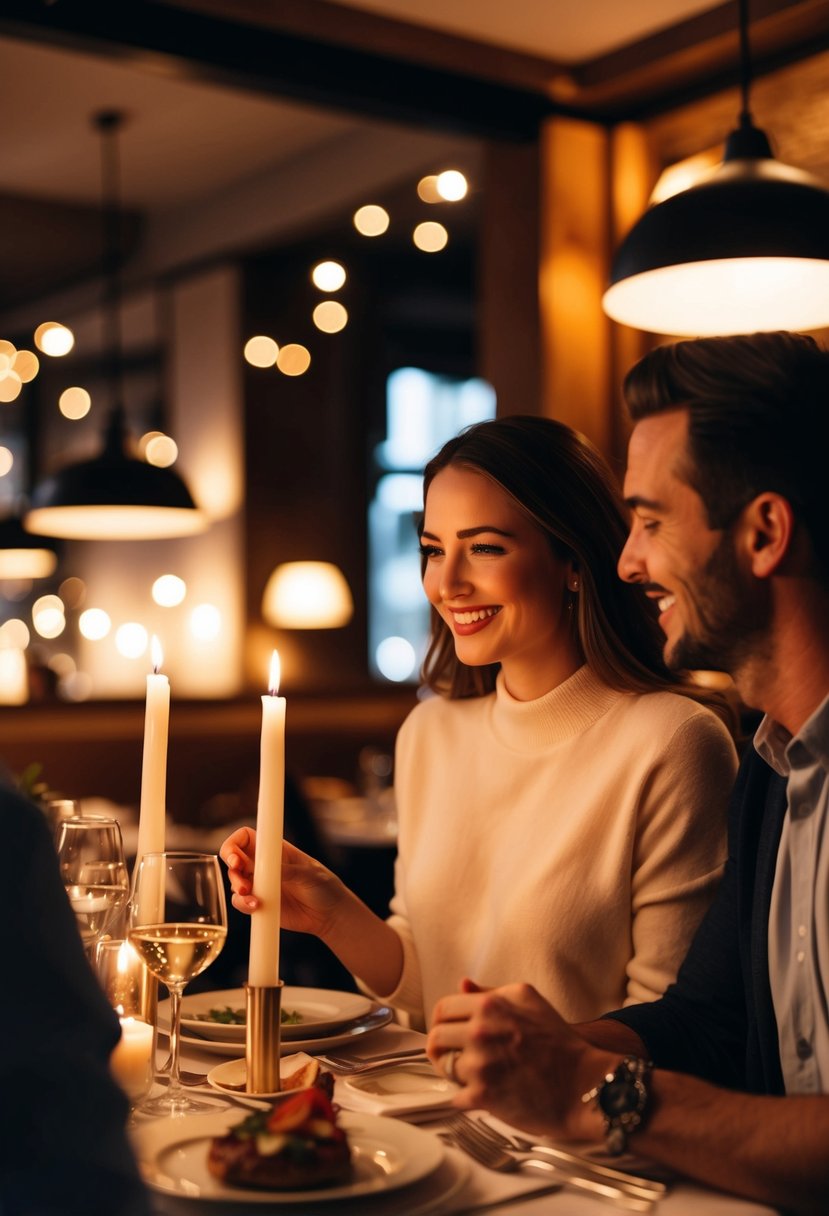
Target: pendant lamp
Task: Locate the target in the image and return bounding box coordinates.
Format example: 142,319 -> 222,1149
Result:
602,0 -> 829,336
25,112 -> 206,541
0,513 -> 59,579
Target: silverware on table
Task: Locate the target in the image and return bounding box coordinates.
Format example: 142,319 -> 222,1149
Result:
316,1048 -> 430,1074
441,1114 -> 657,1211
468,1116 -> 666,1201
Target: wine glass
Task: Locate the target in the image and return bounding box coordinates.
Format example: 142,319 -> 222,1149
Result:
45,799 -> 81,845
129,851 -> 227,1116
56,817 -> 129,958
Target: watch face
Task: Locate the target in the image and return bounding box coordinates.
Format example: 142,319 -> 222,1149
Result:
598,1078 -> 640,1117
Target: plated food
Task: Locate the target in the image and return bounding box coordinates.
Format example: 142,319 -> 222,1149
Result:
177,987 -> 372,1043
134,1108 -> 450,1205
207,1087 -> 352,1191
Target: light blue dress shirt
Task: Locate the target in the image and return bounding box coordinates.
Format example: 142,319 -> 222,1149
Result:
756,694 -> 829,1095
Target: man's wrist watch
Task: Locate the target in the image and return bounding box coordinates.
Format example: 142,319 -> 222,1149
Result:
581,1055 -> 652,1156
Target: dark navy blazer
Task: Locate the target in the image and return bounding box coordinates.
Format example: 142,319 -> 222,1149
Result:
607,746 -> 788,1094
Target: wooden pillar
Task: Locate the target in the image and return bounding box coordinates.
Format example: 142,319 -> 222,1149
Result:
537,115 -> 658,470
479,139 -> 541,416
607,122 -> 659,465
539,116 -> 613,455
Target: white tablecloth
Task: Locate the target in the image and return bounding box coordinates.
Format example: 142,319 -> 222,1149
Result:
137,1024 -> 779,1216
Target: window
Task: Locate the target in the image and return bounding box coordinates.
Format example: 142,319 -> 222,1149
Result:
368,367 -> 496,683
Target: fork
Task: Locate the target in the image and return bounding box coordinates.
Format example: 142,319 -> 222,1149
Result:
468,1117 -> 665,1201
315,1048 -> 429,1074
442,1115 -> 656,1211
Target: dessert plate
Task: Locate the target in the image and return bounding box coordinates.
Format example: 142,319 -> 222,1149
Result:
132,1109 -> 445,1203
178,987 -> 372,1043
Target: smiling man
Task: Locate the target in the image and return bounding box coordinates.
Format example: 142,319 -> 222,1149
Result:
427,332 -> 829,1213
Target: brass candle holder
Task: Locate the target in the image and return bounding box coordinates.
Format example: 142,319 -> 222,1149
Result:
245,982 -> 283,1093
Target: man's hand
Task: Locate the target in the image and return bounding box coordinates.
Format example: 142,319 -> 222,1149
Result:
427,978 -> 612,1140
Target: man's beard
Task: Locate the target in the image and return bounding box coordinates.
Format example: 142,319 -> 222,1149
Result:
665,532 -> 771,675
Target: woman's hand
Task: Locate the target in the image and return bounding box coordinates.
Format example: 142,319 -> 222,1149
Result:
220,828 -> 348,941
427,979 -> 608,1140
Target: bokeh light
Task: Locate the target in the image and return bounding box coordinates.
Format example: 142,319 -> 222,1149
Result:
312,301 -> 348,334
0,618 -> 30,649
34,322 -> 75,357
32,601 -> 66,640
79,608 -> 112,641
375,635 -> 416,682
311,261 -> 346,292
145,434 -> 178,467
59,577 -> 86,608
59,387 -> 92,420
436,169 -> 468,201
276,344 -> 311,376
0,372 -> 22,403
0,447 -> 13,477
353,204 -> 390,236
152,574 -> 187,607
413,221 -> 449,253
59,671 -> 93,702
190,603 -> 222,641
244,336 -> 279,367
416,175 -> 442,204
115,622 -> 148,659
13,350 -> 39,382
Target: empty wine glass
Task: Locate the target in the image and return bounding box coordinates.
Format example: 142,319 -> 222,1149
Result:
129,851 -> 227,1116
56,817 -> 129,958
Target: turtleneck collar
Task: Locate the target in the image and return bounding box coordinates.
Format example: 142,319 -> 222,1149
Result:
490,664 -> 621,751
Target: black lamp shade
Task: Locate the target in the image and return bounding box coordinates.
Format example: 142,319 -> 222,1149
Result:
25,448 -> 206,540
0,514 -> 59,578
603,157 -> 829,336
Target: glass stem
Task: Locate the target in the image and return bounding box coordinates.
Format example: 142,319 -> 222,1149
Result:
167,983 -> 185,1099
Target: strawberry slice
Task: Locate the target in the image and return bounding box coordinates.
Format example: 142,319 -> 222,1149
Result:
266,1088 -> 336,1134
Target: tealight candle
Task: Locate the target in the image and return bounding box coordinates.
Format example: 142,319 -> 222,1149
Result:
248,650 -> 286,987
111,1017 -> 154,1102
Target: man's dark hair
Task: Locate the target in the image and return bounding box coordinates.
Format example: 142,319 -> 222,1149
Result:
623,332 -> 829,580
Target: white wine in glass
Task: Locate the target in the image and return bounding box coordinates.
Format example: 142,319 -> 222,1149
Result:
56,817 -> 129,956
129,851 -> 227,1116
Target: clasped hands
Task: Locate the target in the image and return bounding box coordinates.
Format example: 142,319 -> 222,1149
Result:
427,978 -> 609,1143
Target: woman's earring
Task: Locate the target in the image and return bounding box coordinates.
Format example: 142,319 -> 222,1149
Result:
569,577 -> 579,592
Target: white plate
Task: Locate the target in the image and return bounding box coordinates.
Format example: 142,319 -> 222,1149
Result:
179,987 -> 372,1043
168,1005 -> 393,1057
132,1108 -> 444,1203
341,1062 -> 458,1117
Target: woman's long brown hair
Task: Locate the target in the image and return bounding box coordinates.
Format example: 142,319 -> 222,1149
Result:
419,416 -> 733,728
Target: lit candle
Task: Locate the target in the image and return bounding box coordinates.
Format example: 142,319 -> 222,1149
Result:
248,650 -> 286,987
136,635 -> 169,867
111,1016 -> 154,1101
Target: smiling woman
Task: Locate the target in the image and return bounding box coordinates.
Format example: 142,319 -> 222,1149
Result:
221,413 -> 739,1032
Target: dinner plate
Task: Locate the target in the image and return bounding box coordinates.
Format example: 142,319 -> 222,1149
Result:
178,987 -> 372,1043
132,1108 -> 445,1203
167,1004 -> 394,1057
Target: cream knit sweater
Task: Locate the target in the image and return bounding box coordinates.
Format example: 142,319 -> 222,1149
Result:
364,664 -> 737,1028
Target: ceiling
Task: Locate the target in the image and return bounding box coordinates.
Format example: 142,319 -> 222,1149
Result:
0,0 -> 825,318
323,0 -> 722,63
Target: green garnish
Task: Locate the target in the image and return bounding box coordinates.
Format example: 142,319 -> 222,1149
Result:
192,1005 -> 303,1026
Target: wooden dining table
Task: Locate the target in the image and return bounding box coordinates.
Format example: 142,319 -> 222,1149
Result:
133,1012 -> 781,1216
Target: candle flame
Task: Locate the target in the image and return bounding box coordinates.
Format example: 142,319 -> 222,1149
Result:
269,649 -> 281,696
151,634 -> 164,674
117,941 -> 131,975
